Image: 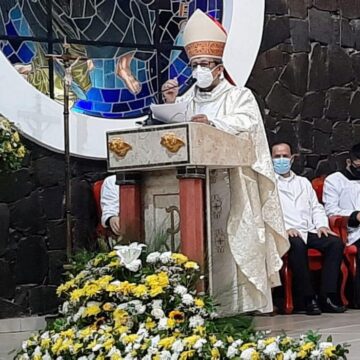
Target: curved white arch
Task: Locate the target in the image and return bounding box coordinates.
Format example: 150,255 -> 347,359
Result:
0,1 -> 264,160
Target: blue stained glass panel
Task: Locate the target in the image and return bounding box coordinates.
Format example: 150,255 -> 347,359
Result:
0,1 -> 223,119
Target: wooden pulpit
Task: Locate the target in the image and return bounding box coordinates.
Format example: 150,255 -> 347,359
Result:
106,122 -> 251,284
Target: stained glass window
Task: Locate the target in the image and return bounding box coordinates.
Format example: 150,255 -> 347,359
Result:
0,1 -> 223,119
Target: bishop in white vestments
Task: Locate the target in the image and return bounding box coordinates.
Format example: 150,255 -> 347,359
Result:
162,10 -> 289,314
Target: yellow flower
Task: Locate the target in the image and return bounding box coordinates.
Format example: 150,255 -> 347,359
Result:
227,336 -> 234,343
158,336 -> 176,349
17,145 -> 26,158
184,261 -> 199,270
194,298 -> 204,308
157,272 -> 169,287
251,352 -> 260,360
171,253 -> 188,265
118,281 -> 136,295
40,338 -> 51,349
12,131 -> 20,142
51,338 -> 63,354
211,348 -> 220,360
61,328 -> 75,338
79,326 -> 93,339
56,279 -> 75,295
96,355 -> 105,360
145,317 -> 156,330
300,342 -> 315,352
297,350 -> 307,359
103,337 -> 115,350
240,342 -> 256,351
72,343 -> 83,353
3,141 -> 12,152
103,302 -> 115,311
69,288 -> 84,303
193,326 -> 205,336
280,337 -> 292,346
132,284 -> 148,297
122,334 -> 139,344
264,337 -> 276,345
276,354 -> 284,360
82,304 -> 101,317
323,345 -> 336,358
183,335 -> 200,348
167,318 -> 176,329
179,350 -> 195,360
209,335 -> 218,345
113,308 -> 129,326
169,310 -> 185,323
149,286 -> 164,297
108,258 -> 121,268
83,282 -> 101,297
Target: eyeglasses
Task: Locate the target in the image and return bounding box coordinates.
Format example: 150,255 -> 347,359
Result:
190,61 -> 220,70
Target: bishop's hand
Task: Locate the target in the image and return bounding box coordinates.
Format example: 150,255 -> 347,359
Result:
161,79 -> 179,103
191,114 -> 210,124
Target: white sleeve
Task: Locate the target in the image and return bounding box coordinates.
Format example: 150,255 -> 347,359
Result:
211,89 -> 258,135
308,180 -> 329,229
323,176 -> 354,217
100,176 -> 119,227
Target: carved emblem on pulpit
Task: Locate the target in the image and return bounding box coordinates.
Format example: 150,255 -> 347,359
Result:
108,138 -> 132,158
160,133 -> 185,153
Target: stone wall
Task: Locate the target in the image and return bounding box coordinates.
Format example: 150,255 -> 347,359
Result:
248,0 -> 360,177
0,140 -> 107,318
1,0 -> 360,318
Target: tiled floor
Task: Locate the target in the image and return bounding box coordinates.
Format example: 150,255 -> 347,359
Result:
1,312 -> 359,359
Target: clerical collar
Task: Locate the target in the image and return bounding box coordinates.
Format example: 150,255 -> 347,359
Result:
342,168 -> 359,181
193,78 -> 233,103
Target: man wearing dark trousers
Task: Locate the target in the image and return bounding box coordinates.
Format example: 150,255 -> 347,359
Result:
272,142 -> 345,315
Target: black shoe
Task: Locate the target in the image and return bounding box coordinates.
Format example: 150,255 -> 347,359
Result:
320,297 -> 346,313
305,298 -> 322,315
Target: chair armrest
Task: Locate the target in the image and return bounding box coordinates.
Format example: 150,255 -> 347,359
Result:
329,215 -> 349,243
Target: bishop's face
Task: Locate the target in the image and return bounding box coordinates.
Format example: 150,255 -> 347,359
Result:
190,57 -> 224,90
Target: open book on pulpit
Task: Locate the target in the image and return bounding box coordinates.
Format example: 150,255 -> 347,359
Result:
150,101 -> 188,124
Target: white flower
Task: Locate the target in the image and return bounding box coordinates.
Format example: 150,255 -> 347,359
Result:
257,339 -> 265,350
151,308 -> 165,319
226,345 -> 239,358
174,285 -> 188,296
193,338 -> 207,350
240,348 -> 256,360
115,242 -> 145,271
73,306 -> 85,322
159,350 -> 172,360
146,252 -> 160,263
189,315 -> 204,328
310,349 -> 321,359
152,299 -> 163,309
151,335 -> 161,347
40,331 -> 50,340
160,251 -> 172,264
61,301 -> 69,314
182,294 -> 194,305
158,317 -> 169,330
92,343 -> 102,352
319,342 -> 334,350
264,342 -> 279,356
171,339 -> 184,353
214,340 -> 224,348
42,355 -> 51,360
284,349 -> 297,360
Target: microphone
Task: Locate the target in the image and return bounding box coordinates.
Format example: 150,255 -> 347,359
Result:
160,77 -> 197,100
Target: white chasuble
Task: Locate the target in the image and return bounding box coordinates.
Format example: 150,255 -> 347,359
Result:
177,79 -> 290,314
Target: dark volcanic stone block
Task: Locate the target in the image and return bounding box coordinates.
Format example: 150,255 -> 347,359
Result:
15,236 -> 48,284
255,48 -> 286,69
40,186 -> 64,220
314,118 -> 332,133
279,53 -> 309,96
29,286 -> 59,315
290,19 -> 310,52
71,179 -> 96,220
0,169 -> 33,203
325,88 -> 351,120
339,0 -> 360,19
289,0 -> 310,18
48,250 -> 67,285
350,91 -> 360,118
266,82 -> 301,117
301,92 -> 325,119
0,298 -> 26,318
309,8 -> 336,44
315,159 -> 336,177
47,220 -> 66,250
328,46 -> 354,87
314,130 -> 332,155
9,191 -> 45,233
299,121 -> 314,151
306,154 -> 321,169
351,52 -> 360,82
313,0 -> 339,11
261,16 -> 290,52
340,19 -> 355,48
332,122 -> 353,151
265,0 -> 288,15
247,68 -> 280,98
0,259 -> 15,299
0,203 -> 9,255
308,44 -> 329,91
34,156 -> 65,187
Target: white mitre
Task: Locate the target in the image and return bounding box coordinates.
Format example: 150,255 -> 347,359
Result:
183,9 -> 227,61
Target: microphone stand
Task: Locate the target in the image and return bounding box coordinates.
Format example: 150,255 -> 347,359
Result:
46,41 -> 88,262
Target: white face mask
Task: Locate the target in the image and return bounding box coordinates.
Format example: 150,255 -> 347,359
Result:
192,65 -> 220,89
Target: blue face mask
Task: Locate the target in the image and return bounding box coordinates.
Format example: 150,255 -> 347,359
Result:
273,157 -> 292,175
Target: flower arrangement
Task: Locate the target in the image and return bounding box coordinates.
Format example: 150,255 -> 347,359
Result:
0,114 -> 27,171
15,243 -> 349,359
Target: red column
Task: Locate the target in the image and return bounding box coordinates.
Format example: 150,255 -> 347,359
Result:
117,173 -> 142,243
178,168 -> 206,271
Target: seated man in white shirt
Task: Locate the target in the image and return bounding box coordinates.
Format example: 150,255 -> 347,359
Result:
323,142 -> 360,307
100,175 -> 121,235
272,142 -> 345,315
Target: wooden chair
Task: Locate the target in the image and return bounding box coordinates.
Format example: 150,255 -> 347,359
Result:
281,177 -> 349,314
